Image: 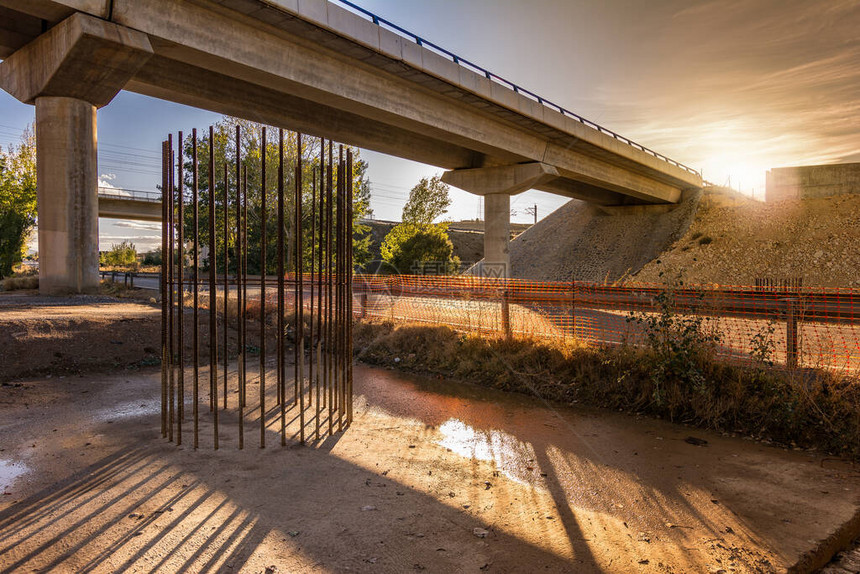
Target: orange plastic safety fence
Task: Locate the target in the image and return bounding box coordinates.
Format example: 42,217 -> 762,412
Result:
350,274 -> 860,374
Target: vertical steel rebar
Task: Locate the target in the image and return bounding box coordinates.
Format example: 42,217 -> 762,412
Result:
296,133 -> 305,444
222,162 -> 229,412
168,136 -> 174,443
316,138 -> 326,414
326,141 -> 334,434
347,149 -> 354,425
236,126 -> 244,449
242,164 -> 248,412
161,140 -> 169,439
177,132 -> 184,445
278,129 -> 286,446
192,129 -> 200,450
311,166 -> 318,440
260,127 -> 267,449
336,145 -> 346,431
242,165 -> 248,408
209,125 -> 219,449
162,125 -> 352,449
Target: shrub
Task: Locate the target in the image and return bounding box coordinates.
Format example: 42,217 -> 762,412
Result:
380,222 -> 460,274
101,241 -> 138,268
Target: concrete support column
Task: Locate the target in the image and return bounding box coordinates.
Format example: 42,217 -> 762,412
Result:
481,193 -> 510,278
35,96 -> 99,294
442,162 -> 562,278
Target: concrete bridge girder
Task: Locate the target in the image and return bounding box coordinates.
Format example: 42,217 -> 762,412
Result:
0,0 -> 700,292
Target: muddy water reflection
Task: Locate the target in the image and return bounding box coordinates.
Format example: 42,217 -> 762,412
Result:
437,418 -> 538,485
0,460 -> 29,493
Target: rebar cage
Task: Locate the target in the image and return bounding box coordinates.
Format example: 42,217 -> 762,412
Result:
161,125 -> 354,449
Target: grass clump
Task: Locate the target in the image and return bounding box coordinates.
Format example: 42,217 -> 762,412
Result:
0,274 -> 38,291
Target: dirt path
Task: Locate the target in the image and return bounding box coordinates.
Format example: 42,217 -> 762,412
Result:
1,361 -> 859,573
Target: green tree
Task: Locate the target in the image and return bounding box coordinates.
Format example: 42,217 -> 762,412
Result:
102,240 -> 138,267
0,128 -> 37,278
178,117 -> 373,275
380,222 -> 460,275
401,175 -> 451,224
142,248 -> 163,266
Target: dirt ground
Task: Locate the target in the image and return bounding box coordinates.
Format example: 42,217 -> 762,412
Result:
0,289 -> 247,382
2,293 -> 860,573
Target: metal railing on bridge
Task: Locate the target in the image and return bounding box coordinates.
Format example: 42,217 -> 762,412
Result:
97,187 -> 162,203
331,0 -> 700,177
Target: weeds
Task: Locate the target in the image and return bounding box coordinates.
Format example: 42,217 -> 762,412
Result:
627,276 -> 720,414
749,321 -> 777,367
0,275 -> 38,291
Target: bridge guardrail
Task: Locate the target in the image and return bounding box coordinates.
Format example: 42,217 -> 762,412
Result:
97,188 -> 162,203
331,0 -> 700,177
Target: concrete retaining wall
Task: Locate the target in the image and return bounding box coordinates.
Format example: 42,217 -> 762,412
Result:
766,163 -> 860,202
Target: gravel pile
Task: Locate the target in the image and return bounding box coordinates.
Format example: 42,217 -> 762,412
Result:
509,189 -> 702,282
633,193 -> 860,287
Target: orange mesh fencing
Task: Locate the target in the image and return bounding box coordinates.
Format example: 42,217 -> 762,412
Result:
352,274 -> 860,374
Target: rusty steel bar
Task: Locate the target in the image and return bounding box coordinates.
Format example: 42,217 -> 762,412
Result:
347,149 -> 354,425
177,131 -> 184,446
260,127 -> 267,449
192,128 -> 200,450
278,128 -> 286,446
236,125 -> 244,450
161,124 -> 353,449
161,140 -> 169,439
316,138 -> 325,416
242,165 -> 248,409
337,146 -> 345,432
326,140 -> 334,434
296,132 -> 305,444
311,166 -> 319,440
308,168 -> 317,414
167,135 -> 174,443
222,162 -> 229,412
209,125 -> 219,449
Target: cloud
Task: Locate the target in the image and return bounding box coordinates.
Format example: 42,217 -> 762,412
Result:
98,173 -> 134,197
576,0 -> 860,194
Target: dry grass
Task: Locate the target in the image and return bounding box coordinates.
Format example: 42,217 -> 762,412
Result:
355,319 -> 860,459
0,275 -> 39,291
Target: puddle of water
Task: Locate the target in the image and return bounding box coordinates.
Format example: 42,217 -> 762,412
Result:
437,418 -> 538,486
0,460 -> 30,493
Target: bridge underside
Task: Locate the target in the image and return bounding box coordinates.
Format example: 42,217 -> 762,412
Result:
98,198 -> 162,222
0,0 -> 701,290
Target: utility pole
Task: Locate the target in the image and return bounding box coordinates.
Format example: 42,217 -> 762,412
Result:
525,204 -> 537,225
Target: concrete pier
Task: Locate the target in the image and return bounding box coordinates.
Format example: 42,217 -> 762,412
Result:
34,97 -> 99,294
482,194 -> 511,278
0,13 -> 152,294
443,163 -> 562,277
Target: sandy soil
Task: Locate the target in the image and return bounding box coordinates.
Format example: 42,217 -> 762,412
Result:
2,293 -> 859,573
2,359 -> 860,573
0,290 -> 250,382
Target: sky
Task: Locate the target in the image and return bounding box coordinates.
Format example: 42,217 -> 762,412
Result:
1,0 -> 858,253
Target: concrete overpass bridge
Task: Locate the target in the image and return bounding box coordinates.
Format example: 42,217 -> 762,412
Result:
97,188 -> 161,222
0,0 -> 701,293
